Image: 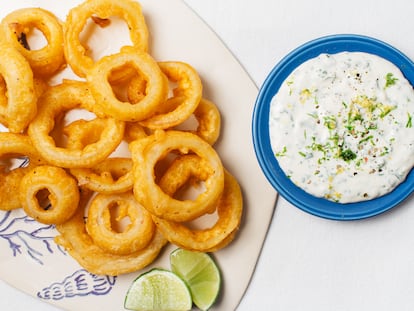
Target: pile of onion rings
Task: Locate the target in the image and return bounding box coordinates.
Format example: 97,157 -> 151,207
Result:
0,0 -> 243,277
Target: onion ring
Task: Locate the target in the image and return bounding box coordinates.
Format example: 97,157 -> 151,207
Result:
85,192 -> 155,255
64,0 -> 149,77
124,122 -> 149,143
0,41 -> 36,133
70,157 -> 133,194
1,7 -> 65,77
86,46 -> 168,122
128,72 -> 219,144
0,132 -> 45,211
55,190 -> 168,276
27,80 -> 125,168
191,98 -> 221,145
126,72 -> 147,104
63,118 -> 123,152
130,130 -> 224,222
138,61 -> 203,129
19,165 -> 80,225
161,97 -> 221,145
153,165 -> 243,252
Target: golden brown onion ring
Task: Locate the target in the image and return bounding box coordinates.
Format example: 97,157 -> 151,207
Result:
64,0 -> 149,77
55,190 -> 168,276
19,165 -> 80,225
85,192 -> 155,255
86,46 -> 168,122
154,168 -> 242,251
130,130 -> 224,222
70,157 -> 133,194
126,72 -> 147,104
0,133 -> 45,211
124,122 -> 149,143
0,41 -> 36,133
129,88 -> 220,145
63,118 -> 123,152
1,8 -> 65,77
138,61 -> 202,129
27,80 -> 125,168
188,98 -> 221,145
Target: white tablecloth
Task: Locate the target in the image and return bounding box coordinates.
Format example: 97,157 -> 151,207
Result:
1,0 -> 414,310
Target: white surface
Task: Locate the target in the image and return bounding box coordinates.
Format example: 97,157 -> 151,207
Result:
1,0 -> 414,310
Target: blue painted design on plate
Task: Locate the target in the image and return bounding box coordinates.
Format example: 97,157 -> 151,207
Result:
37,269 -> 117,300
0,211 -> 65,264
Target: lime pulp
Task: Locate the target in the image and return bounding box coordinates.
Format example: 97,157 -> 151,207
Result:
170,248 -> 221,311
124,268 -> 192,311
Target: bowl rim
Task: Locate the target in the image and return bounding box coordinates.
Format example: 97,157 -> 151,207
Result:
252,34 -> 414,220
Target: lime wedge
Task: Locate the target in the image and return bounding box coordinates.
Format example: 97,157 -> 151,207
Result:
170,249 -> 221,311
124,268 -> 192,311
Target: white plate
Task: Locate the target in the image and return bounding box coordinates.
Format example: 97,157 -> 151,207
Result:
0,0 -> 276,310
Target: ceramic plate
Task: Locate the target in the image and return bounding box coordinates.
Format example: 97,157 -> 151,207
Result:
0,0 -> 276,310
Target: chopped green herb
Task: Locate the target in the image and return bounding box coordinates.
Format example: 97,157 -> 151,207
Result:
299,88 -> 312,103
286,80 -> 294,95
339,149 -> 357,161
385,72 -> 398,88
406,113 -> 412,128
323,115 -> 337,130
359,135 -> 374,145
275,146 -> 287,157
307,112 -> 318,119
380,146 -> 390,156
378,104 -> 396,118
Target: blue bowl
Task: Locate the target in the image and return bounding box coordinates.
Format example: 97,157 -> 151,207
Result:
252,34 -> 414,220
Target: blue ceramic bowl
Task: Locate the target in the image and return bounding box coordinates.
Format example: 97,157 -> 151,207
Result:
252,34 -> 414,220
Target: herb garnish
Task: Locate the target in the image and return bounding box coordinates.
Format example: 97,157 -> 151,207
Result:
275,146 -> 287,157
339,149 -> 357,161
385,72 -> 398,88
406,113 -> 413,128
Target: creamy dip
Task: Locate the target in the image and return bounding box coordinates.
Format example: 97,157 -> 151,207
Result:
269,52 -> 414,203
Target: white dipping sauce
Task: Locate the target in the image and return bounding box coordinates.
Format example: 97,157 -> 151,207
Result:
269,52 -> 414,203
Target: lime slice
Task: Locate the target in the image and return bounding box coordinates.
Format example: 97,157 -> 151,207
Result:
124,268 -> 192,311
170,249 -> 221,311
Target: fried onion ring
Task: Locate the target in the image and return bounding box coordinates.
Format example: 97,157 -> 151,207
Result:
138,61 -> 203,129
70,157 -> 133,194
27,80 -> 125,168
19,165 -> 80,225
153,165 -> 243,252
130,130 -> 224,222
1,8 -> 65,77
191,98 -> 221,145
64,0 -> 149,77
85,192 -> 155,255
124,122 -> 149,143
86,46 -> 168,122
126,72 -> 147,104
55,190 -> 168,276
0,41 -> 36,133
0,132 -> 45,211
155,97 -> 221,145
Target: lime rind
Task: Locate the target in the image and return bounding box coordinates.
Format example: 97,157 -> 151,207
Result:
170,249 -> 221,311
124,268 -> 192,311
